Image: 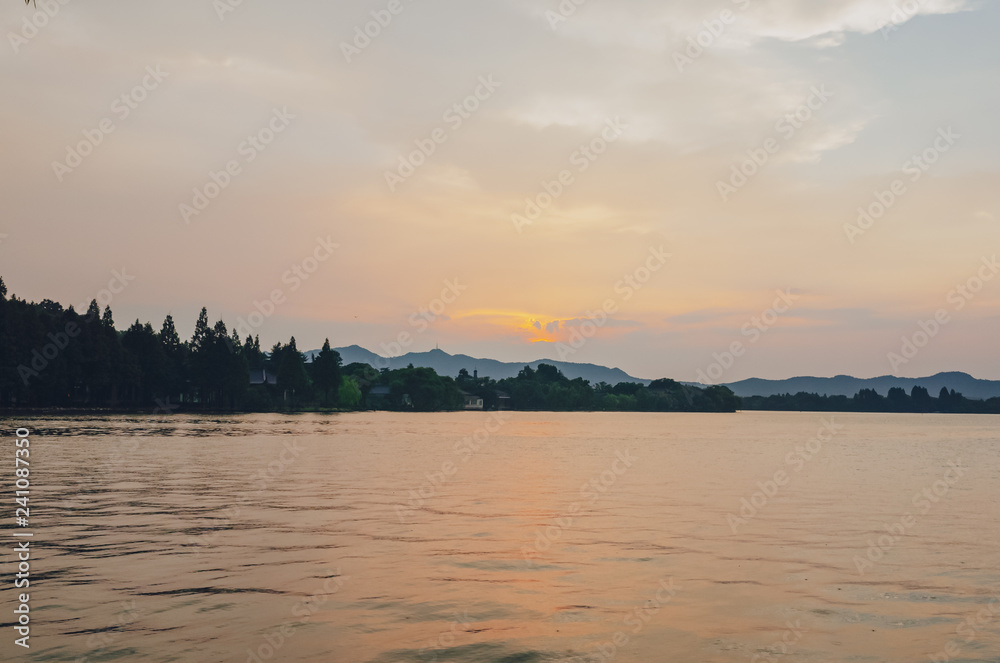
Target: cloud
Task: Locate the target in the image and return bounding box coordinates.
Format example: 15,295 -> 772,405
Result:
532,0 -> 975,52
562,317 -> 643,328
664,309 -> 742,328
785,117 -> 874,163
726,0 -> 975,43
1,0 -> 996,382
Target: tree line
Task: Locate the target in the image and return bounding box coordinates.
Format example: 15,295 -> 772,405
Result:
0,280 -> 740,412
741,386 -> 1000,414
3,279 -> 996,413
452,364 -> 739,412
0,278 -> 344,410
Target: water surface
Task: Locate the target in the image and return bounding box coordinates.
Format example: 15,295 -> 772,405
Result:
2,412 -> 998,662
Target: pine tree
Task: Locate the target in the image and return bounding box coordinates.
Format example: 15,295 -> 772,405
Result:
191,307 -> 211,352
188,308 -> 216,405
276,337 -> 310,405
157,314 -> 186,404
311,338 -> 342,407
159,314 -> 181,352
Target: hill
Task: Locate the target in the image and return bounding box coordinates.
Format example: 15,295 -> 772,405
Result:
721,372 -> 1000,400
305,348 -> 1000,400
306,346 -> 651,386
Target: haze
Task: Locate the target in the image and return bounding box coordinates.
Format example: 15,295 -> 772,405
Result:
2,0 -> 998,381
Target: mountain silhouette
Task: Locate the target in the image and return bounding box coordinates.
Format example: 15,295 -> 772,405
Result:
720,371 -> 1000,400
307,347 -> 1000,400
307,346 -> 650,386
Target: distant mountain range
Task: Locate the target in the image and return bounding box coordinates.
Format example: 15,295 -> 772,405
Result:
308,345 -> 650,386
306,346 -> 1000,401
721,372 -> 1000,400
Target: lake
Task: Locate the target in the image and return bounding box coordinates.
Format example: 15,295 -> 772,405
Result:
2,412 -> 999,662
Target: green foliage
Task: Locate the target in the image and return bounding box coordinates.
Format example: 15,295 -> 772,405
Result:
494,364 -> 738,412
338,376 -> 362,409
378,366 -> 463,411
343,362 -> 380,403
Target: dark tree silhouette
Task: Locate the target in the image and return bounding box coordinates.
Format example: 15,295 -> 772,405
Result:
1,276 -> 996,414
275,337 -> 310,406
309,339 -> 342,408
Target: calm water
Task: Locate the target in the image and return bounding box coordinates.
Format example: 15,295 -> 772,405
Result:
1,412 -> 999,662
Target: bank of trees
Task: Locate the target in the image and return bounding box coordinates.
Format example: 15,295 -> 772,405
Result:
454,363 -> 739,412
4,278 -> 996,414
0,274 -> 738,413
0,280 -> 739,413
370,365 -> 464,411
0,279 -> 346,410
741,386 -> 1000,414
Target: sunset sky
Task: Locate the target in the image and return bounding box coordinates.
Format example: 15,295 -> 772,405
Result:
2,0 -> 998,381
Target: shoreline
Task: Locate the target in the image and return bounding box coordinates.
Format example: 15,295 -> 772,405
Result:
2,407 -> 997,417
